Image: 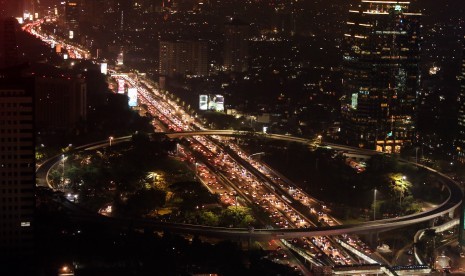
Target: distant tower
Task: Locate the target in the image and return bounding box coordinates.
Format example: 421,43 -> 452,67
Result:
159,40 -> 208,77
457,38 -> 465,162
64,1 -> 79,29
223,18 -> 250,73
340,1 -> 421,153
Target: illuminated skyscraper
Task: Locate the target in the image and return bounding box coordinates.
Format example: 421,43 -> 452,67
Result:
457,38 -> 465,162
64,1 -> 79,29
341,1 -> 421,153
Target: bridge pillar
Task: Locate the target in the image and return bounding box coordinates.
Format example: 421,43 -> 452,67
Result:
449,210 -> 454,219
361,232 -> 380,248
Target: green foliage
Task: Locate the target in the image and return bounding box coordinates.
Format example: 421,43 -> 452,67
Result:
219,206 -> 255,227
198,211 -> 219,226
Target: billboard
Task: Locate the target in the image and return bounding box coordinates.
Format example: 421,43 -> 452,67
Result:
117,79 -> 125,94
117,52 -> 124,65
128,88 -> 138,107
199,94 -> 225,112
212,94 -> 224,111
100,63 -> 108,75
199,95 -> 208,110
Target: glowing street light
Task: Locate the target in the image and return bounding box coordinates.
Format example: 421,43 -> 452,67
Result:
373,188 -> 377,220
58,265 -> 74,276
109,136 -> 114,147
61,154 -> 65,191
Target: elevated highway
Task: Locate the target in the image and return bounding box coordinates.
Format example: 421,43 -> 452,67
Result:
36,133 -> 463,241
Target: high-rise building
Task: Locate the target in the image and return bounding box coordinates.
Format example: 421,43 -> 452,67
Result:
457,38 -> 465,162
0,74 -> 35,261
159,40 -> 209,77
223,18 -> 250,73
340,1 -> 421,153
64,1 -> 79,29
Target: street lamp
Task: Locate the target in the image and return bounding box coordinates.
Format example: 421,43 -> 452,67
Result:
61,154 -> 65,191
373,188 -> 377,221
109,136 -> 114,147
194,162 -> 199,176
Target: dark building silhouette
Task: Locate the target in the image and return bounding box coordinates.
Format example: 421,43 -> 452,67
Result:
0,74 -> 35,263
0,17 -> 19,69
27,64 -> 87,133
340,1 -> 421,153
0,0 -> 23,18
223,18 -> 250,73
159,40 -> 209,77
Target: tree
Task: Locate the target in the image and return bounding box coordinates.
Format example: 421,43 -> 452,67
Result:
220,206 -> 255,227
198,211 -> 219,226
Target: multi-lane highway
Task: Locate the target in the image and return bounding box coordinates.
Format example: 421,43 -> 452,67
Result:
28,17 -> 464,272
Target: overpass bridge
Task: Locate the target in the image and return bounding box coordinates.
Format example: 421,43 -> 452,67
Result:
36,133 -> 463,241
165,130 -> 380,160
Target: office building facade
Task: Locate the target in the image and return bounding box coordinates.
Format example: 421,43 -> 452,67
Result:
341,0 -> 421,153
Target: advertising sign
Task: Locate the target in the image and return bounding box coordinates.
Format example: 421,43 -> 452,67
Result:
128,88 -> 138,107
213,95 -> 224,111
117,79 -> 125,94
100,63 -> 108,75
199,95 -> 208,110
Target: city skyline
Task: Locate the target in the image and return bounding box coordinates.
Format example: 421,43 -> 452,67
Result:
0,0 -> 465,275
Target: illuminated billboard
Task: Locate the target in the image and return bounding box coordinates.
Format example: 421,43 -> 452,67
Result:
128,88 -> 138,107
199,94 -> 225,112
211,94 -> 224,112
100,63 -> 108,75
117,79 -> 125,94
199,95 -> 208,110
117,52 -> 124,65
351,93 -> 358,109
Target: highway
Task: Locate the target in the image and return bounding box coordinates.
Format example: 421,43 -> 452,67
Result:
36,135 -> 463,240
28,17 -> 464,272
